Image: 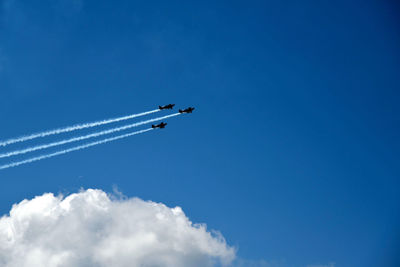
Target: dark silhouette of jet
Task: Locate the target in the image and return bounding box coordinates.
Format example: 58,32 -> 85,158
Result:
179,107 -> 195,113
159,104 -> 175,110
152,122 -> 167,129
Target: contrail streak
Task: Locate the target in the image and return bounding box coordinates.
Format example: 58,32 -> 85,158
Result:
0,109 -> 160,147
0,128 -> 154,170
0,113 -> 181,159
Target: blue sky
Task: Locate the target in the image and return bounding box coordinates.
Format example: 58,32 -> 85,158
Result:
0,0 -> 399,266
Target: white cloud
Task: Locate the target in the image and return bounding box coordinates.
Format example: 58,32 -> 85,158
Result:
0,189 -> 235,267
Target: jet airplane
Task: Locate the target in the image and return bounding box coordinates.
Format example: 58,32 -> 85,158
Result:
159,104 -> 175,110
152,122 -> 167,129
179,107 -> 195,113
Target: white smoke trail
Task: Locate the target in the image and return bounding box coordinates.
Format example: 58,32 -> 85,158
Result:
0,128 -> 154,170
0,109 -> 160,147
0,113 -> 180,159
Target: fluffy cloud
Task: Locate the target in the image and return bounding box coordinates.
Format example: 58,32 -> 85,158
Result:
0,189 -> 235,267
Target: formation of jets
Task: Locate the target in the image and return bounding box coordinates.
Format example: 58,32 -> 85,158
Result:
154,104 -> 194,129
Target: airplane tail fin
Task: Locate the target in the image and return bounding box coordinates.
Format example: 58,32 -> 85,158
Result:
151,125 -> 155,128
179,109 -> 182,113
159,106 -> 162,109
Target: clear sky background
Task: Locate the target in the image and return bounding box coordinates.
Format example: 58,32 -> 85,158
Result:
0,0 -> 399,266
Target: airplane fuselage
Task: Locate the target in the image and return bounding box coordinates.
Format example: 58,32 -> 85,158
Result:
152,122 -> 167,129
179,107 -> 195,113
159,104 -> 175,110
